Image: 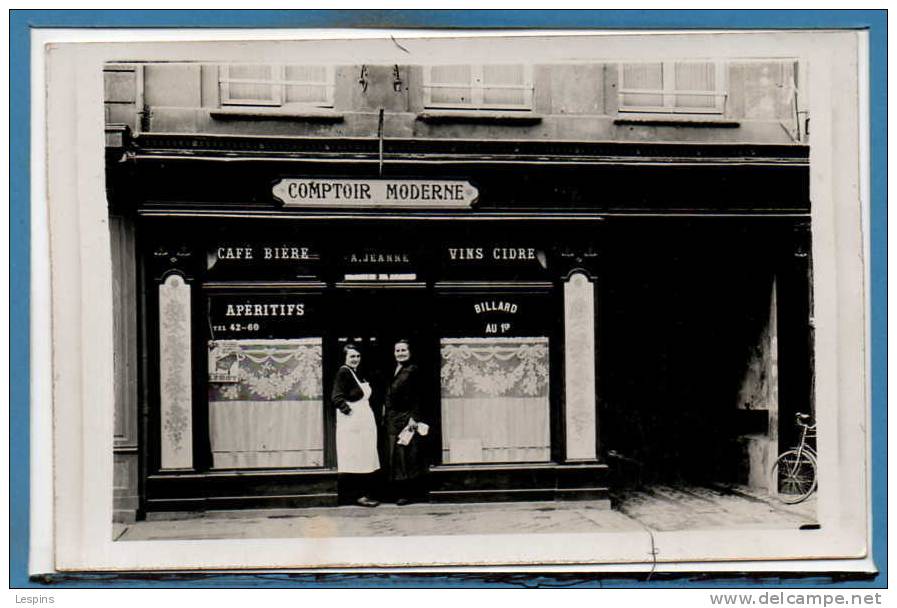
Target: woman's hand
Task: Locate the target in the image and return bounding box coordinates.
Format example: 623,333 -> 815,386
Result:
339,404 -> 352,415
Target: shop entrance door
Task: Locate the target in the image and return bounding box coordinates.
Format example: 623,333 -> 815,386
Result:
326,287 -> 437,464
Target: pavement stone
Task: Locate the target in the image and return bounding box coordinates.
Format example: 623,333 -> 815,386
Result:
121,501 -> 636,541
117,487 -> 816,542
612,485 -> 816,532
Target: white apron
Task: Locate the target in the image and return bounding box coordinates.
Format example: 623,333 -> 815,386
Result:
335,369 -> 381,474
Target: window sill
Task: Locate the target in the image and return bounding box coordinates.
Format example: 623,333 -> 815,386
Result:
614,115 -> 740,128
210,107 -> 344,122
417,111 -> 542,125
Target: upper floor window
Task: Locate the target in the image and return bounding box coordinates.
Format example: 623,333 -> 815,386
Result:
423,65 -> 533,111
219,65 -> 334,108
619,61 -> 726,114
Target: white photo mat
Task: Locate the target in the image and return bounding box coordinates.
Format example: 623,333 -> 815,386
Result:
35,29 -> 872,573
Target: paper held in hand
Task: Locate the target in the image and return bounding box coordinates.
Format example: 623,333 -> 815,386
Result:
397,421 -> 430,445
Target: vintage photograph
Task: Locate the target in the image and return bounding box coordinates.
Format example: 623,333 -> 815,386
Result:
104,52 -> 818,542
37,28 -> 871,571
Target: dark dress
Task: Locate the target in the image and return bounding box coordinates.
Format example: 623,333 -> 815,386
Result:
383,363 -> 429,485
331,366 -> 364,412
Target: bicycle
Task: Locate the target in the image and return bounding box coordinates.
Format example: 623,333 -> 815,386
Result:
772,412 -> 817,504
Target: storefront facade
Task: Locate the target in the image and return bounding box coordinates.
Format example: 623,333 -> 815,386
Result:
106,60 -> 812,520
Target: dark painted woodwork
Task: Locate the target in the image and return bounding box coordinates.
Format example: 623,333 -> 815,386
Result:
145,464 -> 608,511
145,470 -> 339,512
775,222 -> 815,451
107,132 -> 809,216
430,463 -> 609,503
128,132 -> 810,163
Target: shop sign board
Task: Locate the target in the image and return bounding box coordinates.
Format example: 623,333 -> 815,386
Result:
438,293 -> 554,338
207,294 -> 319,340
273,178 -> 478,208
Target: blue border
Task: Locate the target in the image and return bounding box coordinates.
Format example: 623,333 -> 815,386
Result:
9,9 -> 886,589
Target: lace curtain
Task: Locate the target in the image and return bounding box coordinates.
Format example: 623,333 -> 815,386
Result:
440,337 -> 550,463
208,338 -> 323,469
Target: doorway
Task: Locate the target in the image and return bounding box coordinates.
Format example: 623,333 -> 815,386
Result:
329,287 -> 432,397
325,287 -> 438,467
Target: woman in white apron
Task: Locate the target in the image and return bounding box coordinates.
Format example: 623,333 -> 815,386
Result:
331,343 -> 381,507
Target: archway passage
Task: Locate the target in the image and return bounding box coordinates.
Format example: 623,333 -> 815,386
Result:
600,221 -> 811,493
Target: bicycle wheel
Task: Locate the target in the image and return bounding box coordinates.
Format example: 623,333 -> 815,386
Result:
772,449 -> 817,504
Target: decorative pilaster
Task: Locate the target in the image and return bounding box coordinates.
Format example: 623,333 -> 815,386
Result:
158,273 -> 194,470
563,270 -> 598,461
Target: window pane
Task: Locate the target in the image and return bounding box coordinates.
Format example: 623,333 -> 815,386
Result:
482,65 -> 528,107
225,65 -> 276,103
429,65 -> 472,105
284,65 -> 327,82
440,337 -> 551,464
622,63 -> 663,90
431,65 -> 472,84
621,93 -> 664,108
620,63 -> 664,108
283,65 -> 330,104
483,88 -> 526,106
228,83 -> 277,102
674,62 -> 717,109
431,87 -> 473,105
207,338 -> 324,469
228,64 -> 274,80
285,85 -> 330,104
482,64 -> 527,107
482,64 -> 525,85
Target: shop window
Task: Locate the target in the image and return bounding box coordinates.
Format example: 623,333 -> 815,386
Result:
440,337 -> 551,463
618,61 -> 726,114
219,65 -> 334,108
207,338 -> 324,468
423,64 -> 533,111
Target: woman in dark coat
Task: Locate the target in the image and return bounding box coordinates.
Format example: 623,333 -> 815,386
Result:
382,339 -> 429,505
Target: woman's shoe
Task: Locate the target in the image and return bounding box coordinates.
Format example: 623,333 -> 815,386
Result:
356,496 -> 379,507
396,498 -> 411,506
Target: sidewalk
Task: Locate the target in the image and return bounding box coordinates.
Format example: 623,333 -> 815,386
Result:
116,485 -> 816,542
613,484 -> 817,532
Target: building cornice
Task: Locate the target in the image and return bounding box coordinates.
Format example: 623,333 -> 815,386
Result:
119,131 -> 810,168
